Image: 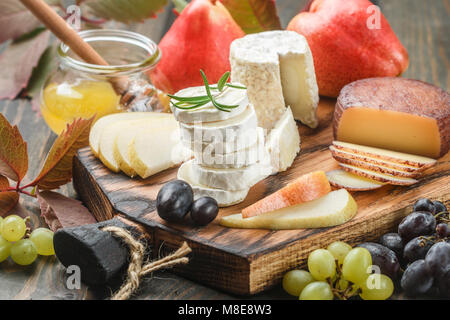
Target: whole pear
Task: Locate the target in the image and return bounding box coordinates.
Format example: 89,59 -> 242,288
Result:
287,0 -> 409,97
150,0 -> 245,94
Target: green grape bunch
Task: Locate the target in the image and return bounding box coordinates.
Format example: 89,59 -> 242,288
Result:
0,215 -> 55,266
282,241 -> 394,300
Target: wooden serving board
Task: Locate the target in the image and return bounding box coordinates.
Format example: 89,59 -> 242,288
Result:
72,98 -> 450,295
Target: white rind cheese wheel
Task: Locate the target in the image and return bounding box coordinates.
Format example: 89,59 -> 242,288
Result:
178,161 -> 249,207
230,30 -> 319,129
170,85 -> 248,124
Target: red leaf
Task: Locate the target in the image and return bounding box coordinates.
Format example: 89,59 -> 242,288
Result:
0,30 -> 50,100
0,1 -> 41,43
31,117 -> 94,190
37,190 -> 97,232
0,175 -> 19,216
220,0 -> 282,34
0,113 -> 28,181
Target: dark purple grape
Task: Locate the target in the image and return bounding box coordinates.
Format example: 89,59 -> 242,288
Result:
378,233 -> 404,257
436,269 -> 450,298
398,211 -> 436,241
433,201 -> 447,214
356,242 -> 400,279
425,242 -> 450,279
401,259 -> 434,296
413,198 -> 435,213
156,180 -> 193,222
403,237 -> 433,263
190,197 -> 219,226
436,223 -> 450,238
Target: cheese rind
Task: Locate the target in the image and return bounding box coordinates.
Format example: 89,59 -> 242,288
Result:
230,30 -> 319,129
339,163 -> 418,186
334,78 -> 450,158
178,160 -> 249,207
220,189 -> 357,230
265,107 -> 301,173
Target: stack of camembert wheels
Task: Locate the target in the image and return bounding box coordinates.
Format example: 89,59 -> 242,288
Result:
172,84 -> 272,207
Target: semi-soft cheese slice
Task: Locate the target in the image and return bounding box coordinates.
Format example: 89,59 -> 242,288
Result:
339,163 -> 418,186
170,85 -> 248,124
230,30 -> 319,129
334,78 -> 450,158
266,107 -> 300,173
326,169 -> 385,192
220,189 -> 357,230
178,161 -> 250,207
187,159 -> 271,191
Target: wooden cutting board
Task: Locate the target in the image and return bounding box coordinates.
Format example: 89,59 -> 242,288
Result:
72,98 -> 450,295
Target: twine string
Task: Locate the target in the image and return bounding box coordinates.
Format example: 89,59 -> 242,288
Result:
102,226 -> 192,300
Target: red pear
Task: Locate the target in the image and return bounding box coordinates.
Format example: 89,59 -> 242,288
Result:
150,0 -> 245,94
287,0 -> 409,97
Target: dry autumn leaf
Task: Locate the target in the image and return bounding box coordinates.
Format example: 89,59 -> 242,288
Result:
37,190 -> 96,232
0,113 -> 28,182
220,0 -> 281,34
0,175 -> 19,216
31,117 -> 94,190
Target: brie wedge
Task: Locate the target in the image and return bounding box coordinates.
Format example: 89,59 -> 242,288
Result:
170,85 -> 248,124
230,30 -> 319,129
220,189 -> 357,230
193,127 -> 267,169
178,160 -> 250,207
186,159 -> 271,191
266,107 -> 301,173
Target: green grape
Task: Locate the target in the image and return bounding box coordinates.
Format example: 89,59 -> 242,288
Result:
299,282 -> 334,300
1,215 -> 26,242
359,274 -> 394,300
10,239 -> 37,266
0,216 -> 3,236
336,278 -> 349,291
30,228 -> 55,256
282,270 -> 314,296
307,249 -> 336,281
327,241 -> 352,265
0,235 -> 11,262
342,247 -> 372,285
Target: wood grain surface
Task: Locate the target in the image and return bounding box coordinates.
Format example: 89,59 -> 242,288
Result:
0,0 -> 448,300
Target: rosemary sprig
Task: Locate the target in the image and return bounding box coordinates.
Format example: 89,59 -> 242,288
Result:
169,70 -> 246,112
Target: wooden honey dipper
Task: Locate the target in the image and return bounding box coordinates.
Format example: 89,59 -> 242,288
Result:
20,0 -> 160,109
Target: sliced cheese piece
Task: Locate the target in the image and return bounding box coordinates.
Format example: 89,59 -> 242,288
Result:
339,163 -> 418,186
187,159 -> 271,191
193,127 -> 267,169
220,189 -> 357,230
265,107 -> 300,173
180,104 -> 257,144
129,125 -> 191,179
170,85 -> 248,124
242,171 -> 331,218
178,161 -> 249,207
90,112 -> 172,157
332,153 -> 420,178
230,30 -> 319,129
329,145 -> 420,173
334,78 -> 450,158
332,141 -> 436,169
326,169 -> 385,191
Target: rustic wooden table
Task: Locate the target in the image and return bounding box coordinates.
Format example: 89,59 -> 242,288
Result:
0,0 -> 448,300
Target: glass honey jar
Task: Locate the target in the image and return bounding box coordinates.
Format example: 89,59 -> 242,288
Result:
40,29 -> 161,134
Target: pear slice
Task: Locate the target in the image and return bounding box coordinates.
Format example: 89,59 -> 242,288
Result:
339,163 -> 418,186
326,169 -> 385,191
129,125 -> 192,179
220,189 -> 357,229
332,141 -> 436,169
90,112 -> 172,157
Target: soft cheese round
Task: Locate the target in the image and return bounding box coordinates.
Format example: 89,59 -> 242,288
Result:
188,158 -> 271,191
193,127 -> 268,169
178,161 -> 250,207
170,85 -> 248,124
